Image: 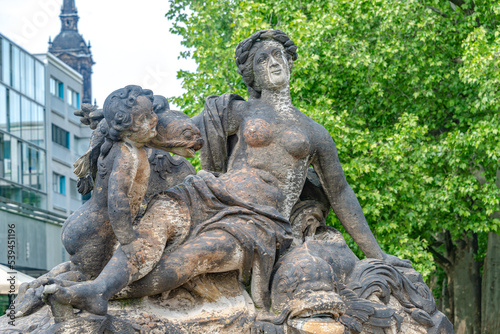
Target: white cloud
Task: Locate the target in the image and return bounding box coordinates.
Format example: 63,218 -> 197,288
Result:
0,0 -> 196,108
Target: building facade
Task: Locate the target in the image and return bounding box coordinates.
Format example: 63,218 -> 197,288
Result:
0,33 -> 91,277
36,52 -> 91,215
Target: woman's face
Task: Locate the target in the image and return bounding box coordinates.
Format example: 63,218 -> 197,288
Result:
253,40 -> 291,91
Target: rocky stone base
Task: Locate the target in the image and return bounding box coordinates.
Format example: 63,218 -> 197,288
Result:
0,272 -> 257,334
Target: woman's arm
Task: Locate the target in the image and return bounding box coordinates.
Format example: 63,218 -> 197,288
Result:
311,127 -> 411,266
107,143 -> 138,245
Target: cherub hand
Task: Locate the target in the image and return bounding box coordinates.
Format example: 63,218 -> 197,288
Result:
74,103 -> 103,130
382,253 -> 413,268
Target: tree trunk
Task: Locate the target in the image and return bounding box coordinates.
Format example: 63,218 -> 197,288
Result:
451,233 -> 482,334
441,277 -> 453,322
481,232 -> 500,333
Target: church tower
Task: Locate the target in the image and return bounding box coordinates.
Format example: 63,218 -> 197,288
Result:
49,0 -> 94,104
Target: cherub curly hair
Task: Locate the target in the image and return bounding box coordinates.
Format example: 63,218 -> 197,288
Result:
103,85 -> 154,141
235,29 -> 298,98
73,92 -> 168,195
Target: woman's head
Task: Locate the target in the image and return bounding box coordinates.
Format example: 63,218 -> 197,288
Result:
103,85 -> 155,141
235,29 -> 298,98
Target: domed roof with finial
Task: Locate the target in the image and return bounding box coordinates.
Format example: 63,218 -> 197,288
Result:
51,31 -> 90,54
48,0 -> 94,104
49,0 -> 92,56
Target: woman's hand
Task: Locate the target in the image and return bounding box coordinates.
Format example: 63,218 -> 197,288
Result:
382,253 -> 413,268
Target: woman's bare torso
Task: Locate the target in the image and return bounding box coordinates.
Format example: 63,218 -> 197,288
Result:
219,99 -> 324,218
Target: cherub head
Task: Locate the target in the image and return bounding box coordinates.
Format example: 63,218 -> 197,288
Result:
103,85 -> 157,145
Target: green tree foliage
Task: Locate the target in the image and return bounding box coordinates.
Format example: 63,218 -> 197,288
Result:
166,0 -> 500,310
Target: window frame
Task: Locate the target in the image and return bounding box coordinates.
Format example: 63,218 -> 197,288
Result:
53,172 -> 66,195
51,124 -> 70,149
49,77 -> 64,100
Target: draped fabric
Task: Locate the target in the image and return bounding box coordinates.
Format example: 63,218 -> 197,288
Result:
192,93 -> 244,173
166,171 -> 293,308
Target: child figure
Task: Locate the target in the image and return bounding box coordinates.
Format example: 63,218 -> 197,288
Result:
15,88 -> 203,318
42,85 -> 186,315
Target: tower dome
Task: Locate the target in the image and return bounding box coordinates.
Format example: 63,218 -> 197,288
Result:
49,0 -> 94,104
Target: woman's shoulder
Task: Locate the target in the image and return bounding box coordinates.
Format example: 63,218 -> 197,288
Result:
297,112 -> 330,135
299,114 -> 336,148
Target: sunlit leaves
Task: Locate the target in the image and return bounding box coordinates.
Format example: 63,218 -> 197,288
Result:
166,0 -> 500,279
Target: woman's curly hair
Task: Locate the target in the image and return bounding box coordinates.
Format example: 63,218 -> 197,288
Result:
103,85 -> 154,141
235,29 -> 298,98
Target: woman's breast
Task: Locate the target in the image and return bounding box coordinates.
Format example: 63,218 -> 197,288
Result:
242,118 -> 310,160
279,130 -> 310,160
242,118 -> 273,147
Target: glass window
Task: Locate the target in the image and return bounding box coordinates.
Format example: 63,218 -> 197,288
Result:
67,88 -> 72,106
58,82 -> 64,100
2,38 -> 10,85
67,88 -> 80,108
33,104 -> 45,147
22,188 -> 44,208
21,143 -> 30,186
35,60 -> 44,104
50,77 -> 64,100
11,45 -> 20,90
25,55 -> 34,99
21,143 -> 44,189
52,124 -> 70,148
53,173 -> 65,195
74,90 -> 80,108
0,38 -> 2,81
0,132 -> 10,179
0,85 -> 6,131
5,136 -> 21,183
13,139 -> 21,183
21,96 -> 32,140
0,180 -> 22,203
50,77 -> 56,95
20,52 -> 26,94
36,147 -> 45,191
8,89 -> 21,136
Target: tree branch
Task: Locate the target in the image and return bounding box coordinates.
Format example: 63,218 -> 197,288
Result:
444,229 -> 455,255
426,5 -> 449,18
427,245 -> 453,272
448,0 -> 476,17
448,0 -> 466,8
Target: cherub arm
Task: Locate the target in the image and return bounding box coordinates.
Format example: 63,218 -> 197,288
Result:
107,144 -> 138,245
311,127 -> 411,267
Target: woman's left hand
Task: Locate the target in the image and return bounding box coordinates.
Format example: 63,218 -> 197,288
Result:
382,253 -> 413,268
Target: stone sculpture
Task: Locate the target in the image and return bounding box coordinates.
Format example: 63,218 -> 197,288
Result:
0,29 -> 453,334
10,88 -> 202,320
